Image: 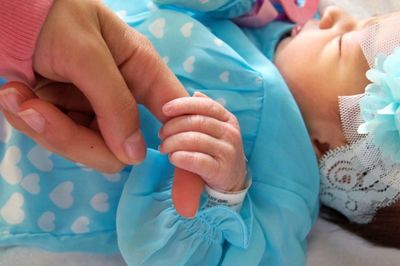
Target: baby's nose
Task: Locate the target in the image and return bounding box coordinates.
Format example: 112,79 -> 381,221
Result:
319,6 -> 352,30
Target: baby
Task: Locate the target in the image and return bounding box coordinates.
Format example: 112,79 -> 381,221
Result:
116,1 -> 400,263
0,0 -> 398,265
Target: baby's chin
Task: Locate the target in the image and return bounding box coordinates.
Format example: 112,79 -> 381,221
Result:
274,36 -> 294,64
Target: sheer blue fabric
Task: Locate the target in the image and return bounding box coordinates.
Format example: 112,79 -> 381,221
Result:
113,1 -> 320,265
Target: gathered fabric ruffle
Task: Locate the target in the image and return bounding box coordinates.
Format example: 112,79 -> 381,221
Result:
117,149 -> 253,266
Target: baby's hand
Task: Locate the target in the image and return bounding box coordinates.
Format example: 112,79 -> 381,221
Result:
159,92 -> 247,192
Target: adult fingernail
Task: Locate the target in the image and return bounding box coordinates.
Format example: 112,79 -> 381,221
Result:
0,88 -> 24,114
123,130 -> 146,164
18,109 -> 46,134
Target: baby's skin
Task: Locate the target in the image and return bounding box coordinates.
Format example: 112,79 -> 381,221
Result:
159,92 -> 247,193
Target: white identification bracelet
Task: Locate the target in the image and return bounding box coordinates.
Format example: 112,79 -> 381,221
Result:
205,179 -> 251,212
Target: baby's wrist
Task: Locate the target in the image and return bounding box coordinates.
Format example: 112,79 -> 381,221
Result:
205,170 -> 252,212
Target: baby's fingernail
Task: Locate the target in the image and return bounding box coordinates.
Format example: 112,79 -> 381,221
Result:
162,103 -> 172,114
124,130 -> 146,164
18,109 -> 46,134
0,88 -> 24,114
193,91 -> 207,98
158,145 -> 165,154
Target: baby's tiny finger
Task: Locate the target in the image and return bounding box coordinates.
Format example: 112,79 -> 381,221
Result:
159,131 -> 225,157
162,97 -> 230,122
169,151 -> 218,181
192,91 -> 208,98
159,115 -> 226,140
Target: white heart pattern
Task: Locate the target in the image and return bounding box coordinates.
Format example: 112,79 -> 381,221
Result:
219,71 -> 230,83
90,193 -> 110,213
71,216 -> 90,234
103,173 -> 121,182
27,145 -> 53,172
49,181 -> 74,209
76,163 -> 93,172
0,146 -> 22,185
181,22 -> 194,38
20,173 -> 40,194
147,2 -> 159,11
1,193 -> 25,224
183,56 -> 196,73
115,10 -> 127,19
0,115 -> 12,143
37,211 -> 56,232
214,38 -> 224,47
149,18 -> 166,39
163,56 -> 170,64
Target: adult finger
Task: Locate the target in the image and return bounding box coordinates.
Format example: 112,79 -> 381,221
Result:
35,81 -> 93,113
0,82 -> 124,173
97,5 -> 208,218
65,33 -> 146,166
98,4 -> 190,121
172,168 -> 204,218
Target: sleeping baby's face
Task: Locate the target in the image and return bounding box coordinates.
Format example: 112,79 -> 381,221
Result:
275,6 -> 372,158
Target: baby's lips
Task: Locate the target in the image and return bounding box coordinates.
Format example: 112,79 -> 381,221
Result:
291,24 -> 303,37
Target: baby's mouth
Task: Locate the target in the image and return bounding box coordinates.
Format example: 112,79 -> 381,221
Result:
291,25 -> 303,37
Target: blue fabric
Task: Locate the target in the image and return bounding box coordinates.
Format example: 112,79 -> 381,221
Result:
111,1 -> 319,265
0,131 -> 130,253
152,0 -> 257,19
242,21 -> 293,61
0,0 -> 319,265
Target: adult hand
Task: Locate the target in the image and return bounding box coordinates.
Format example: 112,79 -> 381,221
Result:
0,0 -> 203,217
1,0 -> 189,170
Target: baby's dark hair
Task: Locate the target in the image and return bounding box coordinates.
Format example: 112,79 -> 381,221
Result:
320,203 -> 400,248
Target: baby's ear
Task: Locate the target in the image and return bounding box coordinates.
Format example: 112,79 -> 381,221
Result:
310,121 -> 347,160
312,138 -> 331,160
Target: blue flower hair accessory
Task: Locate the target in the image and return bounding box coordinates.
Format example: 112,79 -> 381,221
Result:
358,47 -> 400,162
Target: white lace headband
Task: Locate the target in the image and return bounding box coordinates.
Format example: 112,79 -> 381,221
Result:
319,15 -> 400,223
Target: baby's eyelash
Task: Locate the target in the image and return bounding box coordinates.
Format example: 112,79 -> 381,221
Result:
338,34 -> 343,56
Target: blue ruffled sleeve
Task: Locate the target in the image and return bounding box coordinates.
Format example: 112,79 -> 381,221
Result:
152,0 -> 257,19
117,149 -> 254,265
108,3 -> 319,265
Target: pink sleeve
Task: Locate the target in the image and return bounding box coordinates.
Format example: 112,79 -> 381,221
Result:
0,0 -> 54,86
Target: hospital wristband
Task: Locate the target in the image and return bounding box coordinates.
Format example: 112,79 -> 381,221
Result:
205,179 -> 251,212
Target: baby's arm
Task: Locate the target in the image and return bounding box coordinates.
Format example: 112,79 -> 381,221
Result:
159,92 -> 247,194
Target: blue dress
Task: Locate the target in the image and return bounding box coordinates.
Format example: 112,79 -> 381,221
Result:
0,1 -> 319,265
